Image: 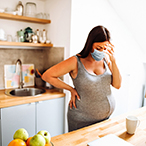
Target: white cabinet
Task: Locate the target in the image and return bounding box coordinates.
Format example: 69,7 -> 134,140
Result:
0,103 -> 35,146
0,97 -> 65,146
36,97 -> 65,137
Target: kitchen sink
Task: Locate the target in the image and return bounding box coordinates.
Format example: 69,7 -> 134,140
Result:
5,88 -> 46,97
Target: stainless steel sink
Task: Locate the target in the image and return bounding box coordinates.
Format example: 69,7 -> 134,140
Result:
5,88 -> 46,97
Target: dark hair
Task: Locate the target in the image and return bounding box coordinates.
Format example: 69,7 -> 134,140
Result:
78,25 -> 111,58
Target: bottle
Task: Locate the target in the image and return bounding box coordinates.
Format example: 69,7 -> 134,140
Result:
42,29 -> 46,43
43,29 -> 46,37
36,29 -> 39,36
16,1 -> 24,16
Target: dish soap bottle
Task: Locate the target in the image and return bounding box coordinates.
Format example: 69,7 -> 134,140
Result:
16,1 -> 24,16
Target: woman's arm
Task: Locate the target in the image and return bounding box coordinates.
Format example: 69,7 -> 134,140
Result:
42,57 -> 74,90
109,59 -> 122,89
104,44 -> 122,89
41,56 -> 80,108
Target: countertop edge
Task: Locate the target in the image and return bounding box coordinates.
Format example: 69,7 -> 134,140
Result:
0,88 -> 66,108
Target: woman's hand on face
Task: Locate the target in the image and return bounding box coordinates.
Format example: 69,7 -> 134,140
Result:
104,42 -> 116,63
69,88 -> 80,109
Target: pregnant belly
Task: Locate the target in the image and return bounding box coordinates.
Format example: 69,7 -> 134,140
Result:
84,98 -> 111,121
69,94 -> 115,122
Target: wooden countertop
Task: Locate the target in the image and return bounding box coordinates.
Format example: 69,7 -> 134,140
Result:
0,88 -> 65,108
51,106 -> 146,146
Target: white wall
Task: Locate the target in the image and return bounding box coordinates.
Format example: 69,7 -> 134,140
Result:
109,0 -> 146,62
70,0 -> 145,119
45,0 -> 71,133
0,0 -> 47,38
45,0 -> 71,59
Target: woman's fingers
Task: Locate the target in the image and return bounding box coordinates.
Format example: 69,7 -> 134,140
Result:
69,100 -> 76,109
76,94 -> 80,100
69,88 -> 80,109
104,44 -> 114,55
73,100 -> 77,109
69,96 -> 79,109
107,48 -> 114,55
105,42 -> 114,52
104,50 -> 111,57
108,42 -> 114,48
69,101 -> 73,109
72,96 -> 77,109
104,47 -> 115,63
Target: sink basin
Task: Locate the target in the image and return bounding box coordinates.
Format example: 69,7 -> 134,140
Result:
5,88 -> 46,97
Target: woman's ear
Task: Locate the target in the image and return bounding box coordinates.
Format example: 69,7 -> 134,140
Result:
91,48 -> 94,53
91,44 -> 95,53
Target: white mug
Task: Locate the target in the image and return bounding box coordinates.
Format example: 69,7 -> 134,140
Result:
126,116 -> 140,134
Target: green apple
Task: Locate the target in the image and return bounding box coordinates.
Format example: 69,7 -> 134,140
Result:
29,134 -> 46,146
13,128 -> 29,141
37,130 -> 51,144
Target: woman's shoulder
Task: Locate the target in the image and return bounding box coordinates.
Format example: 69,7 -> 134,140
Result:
63,56 -> 78,76
68,55 -> 79,62
63,55 -> 78,68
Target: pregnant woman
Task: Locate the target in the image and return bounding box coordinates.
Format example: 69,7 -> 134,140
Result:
41,25 -> 122,132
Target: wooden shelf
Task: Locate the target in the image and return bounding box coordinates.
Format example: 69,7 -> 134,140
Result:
0,12 -> 52,48
0,12 -> 51,24
0,41 -> 53,48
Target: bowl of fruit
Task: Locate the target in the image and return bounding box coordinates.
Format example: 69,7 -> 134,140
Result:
8,128 -> 53,146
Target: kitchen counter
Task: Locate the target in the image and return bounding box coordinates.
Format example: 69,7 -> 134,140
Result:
0,88 -> 65,108
51,106 -> 146,146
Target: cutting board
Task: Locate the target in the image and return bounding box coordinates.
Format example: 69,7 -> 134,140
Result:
87,134 -> 134,146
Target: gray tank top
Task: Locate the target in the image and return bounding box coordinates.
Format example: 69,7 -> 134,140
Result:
68,55 -> 115,123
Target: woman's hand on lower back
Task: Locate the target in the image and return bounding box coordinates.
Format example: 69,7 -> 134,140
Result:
69,88 -> 80,109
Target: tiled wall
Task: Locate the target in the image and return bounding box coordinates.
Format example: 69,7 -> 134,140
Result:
0,47 -> 64,89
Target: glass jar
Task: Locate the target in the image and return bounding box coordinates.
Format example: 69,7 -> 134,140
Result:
25,2 -> 36,17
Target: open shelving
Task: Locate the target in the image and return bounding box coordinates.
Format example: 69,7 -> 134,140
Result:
0,12 -> 51,24
0,12 -> 53,48
0,41 -> 53,48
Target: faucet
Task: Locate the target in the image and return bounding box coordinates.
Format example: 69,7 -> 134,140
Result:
16,59 -> 24,88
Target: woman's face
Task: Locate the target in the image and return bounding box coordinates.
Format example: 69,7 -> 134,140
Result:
92,41 -> 109,52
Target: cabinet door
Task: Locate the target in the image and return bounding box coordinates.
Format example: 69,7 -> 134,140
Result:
0,103 -> 35,146
36,97 -> 65,137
